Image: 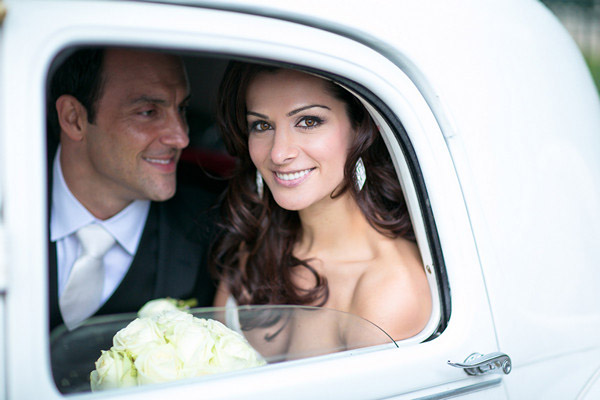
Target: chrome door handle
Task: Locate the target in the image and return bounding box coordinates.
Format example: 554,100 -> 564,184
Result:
448,352 -> 512,376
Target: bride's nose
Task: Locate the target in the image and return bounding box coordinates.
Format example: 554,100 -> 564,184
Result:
270,127 -> 299,164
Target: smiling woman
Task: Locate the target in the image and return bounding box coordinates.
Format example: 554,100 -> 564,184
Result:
43,43 -> 443,396
246,70 -> 353,212
44,47 -> 439,394
212,62 -> 432,341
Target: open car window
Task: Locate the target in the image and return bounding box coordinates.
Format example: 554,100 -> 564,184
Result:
46,49 -> 447,395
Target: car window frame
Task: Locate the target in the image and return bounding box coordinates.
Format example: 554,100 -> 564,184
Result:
2,2 -> 503,398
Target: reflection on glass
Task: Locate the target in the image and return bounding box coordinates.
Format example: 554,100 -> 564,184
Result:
218,306 -> 397,363
50,305 -> 397,394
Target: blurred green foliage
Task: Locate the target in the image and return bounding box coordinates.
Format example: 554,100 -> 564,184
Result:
541,0 -> 600,92
585,56 -> 600,91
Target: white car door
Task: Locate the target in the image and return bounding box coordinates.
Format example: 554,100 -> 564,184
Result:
0,1 -> 510,399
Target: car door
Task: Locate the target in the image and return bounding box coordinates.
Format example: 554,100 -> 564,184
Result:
0,1 -> 509,398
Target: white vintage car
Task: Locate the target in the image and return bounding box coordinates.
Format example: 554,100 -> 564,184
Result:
1,0 -> 599,399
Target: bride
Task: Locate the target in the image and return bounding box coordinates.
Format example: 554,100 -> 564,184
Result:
211,62 -> 431,342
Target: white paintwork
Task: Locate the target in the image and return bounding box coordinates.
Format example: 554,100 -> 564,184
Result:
0,1 -> 498,399
0,0 -> 598,399
579,361 -> 600,399
191,0 -> 600,394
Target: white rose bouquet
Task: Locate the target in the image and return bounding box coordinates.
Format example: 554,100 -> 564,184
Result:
90,299 -> 266,391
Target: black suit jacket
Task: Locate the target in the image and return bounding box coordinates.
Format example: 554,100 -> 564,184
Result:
48,183 -> 219,332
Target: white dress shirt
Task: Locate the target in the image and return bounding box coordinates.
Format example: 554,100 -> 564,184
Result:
50,147 -> 150,304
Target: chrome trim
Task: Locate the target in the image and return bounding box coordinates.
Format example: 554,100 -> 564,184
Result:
412,377 -> 503,400
448,352 -> 512,376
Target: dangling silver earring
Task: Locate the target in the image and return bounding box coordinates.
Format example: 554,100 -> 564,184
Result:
354,157 -> 366,192
256,170 -> 264,199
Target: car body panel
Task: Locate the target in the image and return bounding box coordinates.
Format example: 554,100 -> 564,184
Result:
186,0 -> 600,380
2,1 -> 499,399
182,0 -> 600,365
0,0 -> 598,399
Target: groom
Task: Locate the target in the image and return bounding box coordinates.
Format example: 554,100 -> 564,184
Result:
47,47 -> 217,331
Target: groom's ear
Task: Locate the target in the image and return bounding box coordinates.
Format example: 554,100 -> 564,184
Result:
56,94 -> 89,142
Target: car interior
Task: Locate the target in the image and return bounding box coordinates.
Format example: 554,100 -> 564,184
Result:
45,45 -> 449,394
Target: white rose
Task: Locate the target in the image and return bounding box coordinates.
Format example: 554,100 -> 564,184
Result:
134,343 -> 182,385
138,298 -> 179,319
113,318 -> 165,359
203,318 -> 237,337
90,349 -> 137,391
170,318 -> 216,377
210,328 -> 265,371
154,310 -> 194,338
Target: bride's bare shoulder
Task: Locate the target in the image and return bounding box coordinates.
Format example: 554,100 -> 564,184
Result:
351,237 -> 432,340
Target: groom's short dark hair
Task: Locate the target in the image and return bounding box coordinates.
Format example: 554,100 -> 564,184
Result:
47,48 -> 106,140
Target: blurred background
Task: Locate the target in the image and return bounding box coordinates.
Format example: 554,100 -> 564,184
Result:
542,0 -> 600,91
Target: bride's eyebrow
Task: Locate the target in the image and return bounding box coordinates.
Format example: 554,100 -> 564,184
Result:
246,104 -> 331,119
287,104 -> 330,117
247,111 -> 268,119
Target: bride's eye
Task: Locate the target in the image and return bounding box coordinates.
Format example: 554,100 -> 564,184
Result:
297,116 -> 323,129
250,120 -> 272,132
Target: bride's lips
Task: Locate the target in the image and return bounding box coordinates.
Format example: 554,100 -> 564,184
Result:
272,168 -> 315,187
143,155 -> 177,172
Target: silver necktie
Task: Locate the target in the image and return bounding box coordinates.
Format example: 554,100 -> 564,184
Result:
59,224 -> 115,330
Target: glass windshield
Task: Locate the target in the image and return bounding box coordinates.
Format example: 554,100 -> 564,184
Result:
50,305 -> 397,394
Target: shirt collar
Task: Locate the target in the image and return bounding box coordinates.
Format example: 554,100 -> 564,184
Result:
50,147 -> 151,255
102,200 -> 150,255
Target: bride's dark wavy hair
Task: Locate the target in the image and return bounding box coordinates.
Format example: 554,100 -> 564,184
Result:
211,61 -> 414,306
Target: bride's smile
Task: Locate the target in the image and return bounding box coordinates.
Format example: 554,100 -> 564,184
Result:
246,69 -> 354,212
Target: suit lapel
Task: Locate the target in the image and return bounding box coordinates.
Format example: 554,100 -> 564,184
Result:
48,147 -> 63,331
154,199 -> 201,299
95,202 -> 160,315
49,241 -> 62,330
49,188 -> 213,332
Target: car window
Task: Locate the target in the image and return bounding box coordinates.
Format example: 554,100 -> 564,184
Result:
45,47 -> 448,396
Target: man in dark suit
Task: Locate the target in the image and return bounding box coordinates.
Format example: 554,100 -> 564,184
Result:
47,47 -> 217,331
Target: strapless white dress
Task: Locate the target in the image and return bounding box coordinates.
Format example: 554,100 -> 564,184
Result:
225,295 -> 242,334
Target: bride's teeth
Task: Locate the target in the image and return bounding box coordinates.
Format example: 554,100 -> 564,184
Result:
277,169 -> 311,181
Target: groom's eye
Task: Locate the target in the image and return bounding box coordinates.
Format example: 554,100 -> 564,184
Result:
138,108 -> 156,117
